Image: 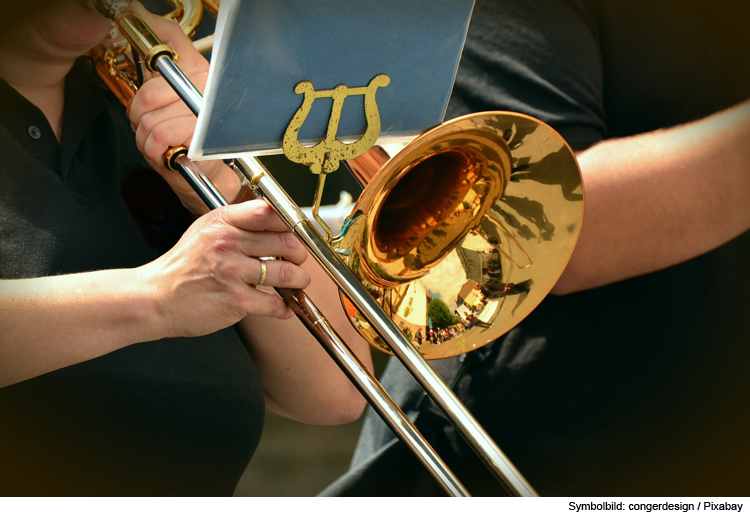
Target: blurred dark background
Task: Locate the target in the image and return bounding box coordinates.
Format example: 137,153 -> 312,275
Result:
235,351 -> 389,497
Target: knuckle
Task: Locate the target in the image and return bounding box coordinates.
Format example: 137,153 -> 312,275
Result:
280,231 -> 298,249
267,295 -> 286,316
145,141 -> 166,165
281,232 -> 307,264
228,288 -> 249,315
140,111 -> 156,132
216,260 -> 239,280
301,269 -> 312,288
210,232 -> 237,256
249,200 -> 271,220
277,262 -> 295,285
143,143 -> 160,165
151,123 -> 169,147
140,82 -> 161,107
164,19 -> 183,36
207,208 -> 227,225
205,213 -> 228,233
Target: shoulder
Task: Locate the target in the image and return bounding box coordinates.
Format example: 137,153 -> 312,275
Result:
448,0 -> 606,149
449,0 -> 750,148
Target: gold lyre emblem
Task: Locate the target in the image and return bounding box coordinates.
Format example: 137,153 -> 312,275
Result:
283,74 -> 391,175
282,74 -> 390,240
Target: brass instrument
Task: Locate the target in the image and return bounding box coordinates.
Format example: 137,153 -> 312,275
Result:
87,0 -> 216,105
339,115 -> 582,359
87,0 -> 584,497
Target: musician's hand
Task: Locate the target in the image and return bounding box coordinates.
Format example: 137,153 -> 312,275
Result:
127,1 -> 240,215
136,200 -> 310,337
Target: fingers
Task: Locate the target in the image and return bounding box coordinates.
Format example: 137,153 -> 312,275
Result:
190,199 -> 307,263
214,200 -> 293,234
129,70 -> 208,126
217,253 -> 309,289
203,219 -> 308,267
214,258 -> 309,319
238,231 -> 307,265
240,259 -> 311,318
243,287 -> 294,319
138,112 -> 196,166
127,1 -> 209,157
246,259 -> 311,290
128,77 -> 183,125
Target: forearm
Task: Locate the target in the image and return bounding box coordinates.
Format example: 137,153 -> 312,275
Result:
239,258 -> 373,426
553,100 -> 750,295
0,269 -> 161,387
0,201 -> 314,389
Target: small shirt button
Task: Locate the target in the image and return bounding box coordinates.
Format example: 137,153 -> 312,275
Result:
28,126 -> 42,140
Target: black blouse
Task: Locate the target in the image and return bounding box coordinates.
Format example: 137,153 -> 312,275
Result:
0,58 -> 265,496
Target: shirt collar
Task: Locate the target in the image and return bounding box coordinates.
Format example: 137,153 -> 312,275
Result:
60,57 -> 110,180
0,56 -> 110,178
0,72 -> 60,173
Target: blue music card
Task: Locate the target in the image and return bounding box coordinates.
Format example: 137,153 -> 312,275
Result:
190,0 -> 475,159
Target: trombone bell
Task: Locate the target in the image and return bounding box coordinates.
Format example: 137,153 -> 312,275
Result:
339,111 -> 584,359
99,0 -> 580,495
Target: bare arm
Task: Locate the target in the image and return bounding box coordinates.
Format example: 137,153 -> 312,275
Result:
0,269 -> 159,388
553,100 -> 750,295
127,5 -> 373,424
238,258 -> 372,426
0,202 -> 311,388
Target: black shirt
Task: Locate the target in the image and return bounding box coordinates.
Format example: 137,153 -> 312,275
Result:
0,59 -> 266,496
324,0 -> 750,496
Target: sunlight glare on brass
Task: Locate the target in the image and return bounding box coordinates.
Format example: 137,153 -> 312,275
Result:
337,112 -> 584,359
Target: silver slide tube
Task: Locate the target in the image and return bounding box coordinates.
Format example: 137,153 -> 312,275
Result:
108,3 -> 537,495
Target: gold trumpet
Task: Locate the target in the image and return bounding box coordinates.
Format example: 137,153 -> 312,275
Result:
89,0 -> 584,497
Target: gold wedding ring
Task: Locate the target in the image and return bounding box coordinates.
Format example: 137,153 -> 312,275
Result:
258,259 -> 267,286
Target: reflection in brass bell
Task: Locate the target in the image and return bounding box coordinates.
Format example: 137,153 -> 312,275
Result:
338,111 -> 584,359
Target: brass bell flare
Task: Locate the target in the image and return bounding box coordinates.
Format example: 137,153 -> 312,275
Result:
336,111 -> 584,359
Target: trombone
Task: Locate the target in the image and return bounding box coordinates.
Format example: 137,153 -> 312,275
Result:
86,0 -> 584,497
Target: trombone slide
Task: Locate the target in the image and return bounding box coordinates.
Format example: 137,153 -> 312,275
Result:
101,0 -> 539,497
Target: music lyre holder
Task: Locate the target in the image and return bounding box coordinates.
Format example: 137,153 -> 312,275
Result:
94,0 -> 538,497
282,74 -> 391,241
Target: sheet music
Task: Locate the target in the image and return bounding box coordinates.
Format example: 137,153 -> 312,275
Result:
190,0 -> 475,160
